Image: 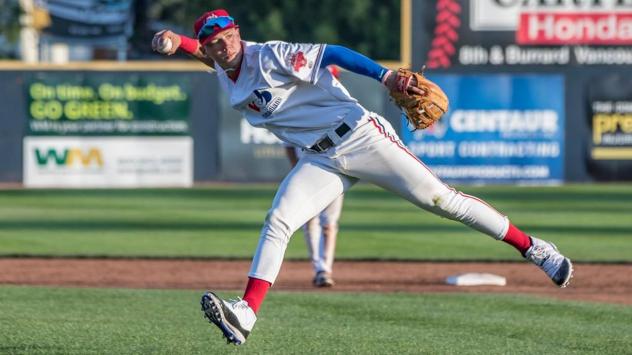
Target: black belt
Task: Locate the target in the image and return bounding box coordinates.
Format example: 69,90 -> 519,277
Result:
309,123 -> 351,152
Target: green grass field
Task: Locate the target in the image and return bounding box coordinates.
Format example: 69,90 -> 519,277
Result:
1,184 -> 631,261
1,184 -> 631,354
1,286 -> 631,354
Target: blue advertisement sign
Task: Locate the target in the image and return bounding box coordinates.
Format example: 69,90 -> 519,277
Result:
400,74 -> 564,184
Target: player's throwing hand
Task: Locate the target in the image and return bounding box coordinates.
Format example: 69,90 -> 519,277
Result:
151,30 -> 181,55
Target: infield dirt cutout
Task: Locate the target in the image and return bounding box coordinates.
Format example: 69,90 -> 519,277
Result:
1,258 -> 630,305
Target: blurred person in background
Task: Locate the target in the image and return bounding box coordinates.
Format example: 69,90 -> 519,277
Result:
285,66 -> 344,288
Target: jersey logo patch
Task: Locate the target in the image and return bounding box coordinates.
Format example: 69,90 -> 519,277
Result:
247,89 -> 283,117
247,90 -> 272,112
288,51 -> 312,72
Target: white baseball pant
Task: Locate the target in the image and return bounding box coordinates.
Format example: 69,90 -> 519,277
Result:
249,113 -> 509,283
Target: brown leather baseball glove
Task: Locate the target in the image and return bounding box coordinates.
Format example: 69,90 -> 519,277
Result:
388,67 -> 449,130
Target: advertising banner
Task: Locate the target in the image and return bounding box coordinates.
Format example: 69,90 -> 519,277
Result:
400,74 -> 565,184
23,71 -> 193,187
24,136 -> 193,188
419,0 -> 632,69
586,73 -> 632,180
26,72 -> 191,136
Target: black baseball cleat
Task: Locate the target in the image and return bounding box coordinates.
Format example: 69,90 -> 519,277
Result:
525,237 -> 574,288
200,291 -> 257,345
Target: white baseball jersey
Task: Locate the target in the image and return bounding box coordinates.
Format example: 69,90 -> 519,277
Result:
215,41 -> 367,148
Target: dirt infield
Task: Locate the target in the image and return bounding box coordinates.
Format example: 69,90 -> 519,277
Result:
1,258 -> 630,305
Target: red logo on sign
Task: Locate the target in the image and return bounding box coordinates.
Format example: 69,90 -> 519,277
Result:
291,51 -> 307,71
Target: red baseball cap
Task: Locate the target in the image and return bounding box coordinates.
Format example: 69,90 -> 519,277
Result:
194,9 -> 238,45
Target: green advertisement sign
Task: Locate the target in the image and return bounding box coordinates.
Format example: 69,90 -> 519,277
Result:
26,72 -> 191,136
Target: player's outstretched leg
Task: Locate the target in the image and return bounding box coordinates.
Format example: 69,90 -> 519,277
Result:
200,291 -> 257,345
524,236 -> 573,287
347,115 -> 574,288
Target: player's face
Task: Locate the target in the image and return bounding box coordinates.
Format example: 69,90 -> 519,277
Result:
204,28 -> 242,69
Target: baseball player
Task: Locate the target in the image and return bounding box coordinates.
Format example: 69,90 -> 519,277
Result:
285,134 -> 343,287
152,9 -> 574,346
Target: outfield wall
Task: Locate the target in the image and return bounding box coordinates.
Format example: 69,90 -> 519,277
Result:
2,1 -> 631,186
0,57 -> 629,185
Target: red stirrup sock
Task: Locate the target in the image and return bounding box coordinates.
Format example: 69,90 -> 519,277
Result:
502,223 -> 533,256
243,277 -> 271,314
178,35 -> 199,54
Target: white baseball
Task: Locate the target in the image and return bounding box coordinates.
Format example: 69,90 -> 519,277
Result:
158,38 -> 173,54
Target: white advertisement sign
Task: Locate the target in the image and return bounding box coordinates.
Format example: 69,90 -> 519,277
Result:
470,0 -> 627,31
24,136 -> 193,187
426,0 -> 632,67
